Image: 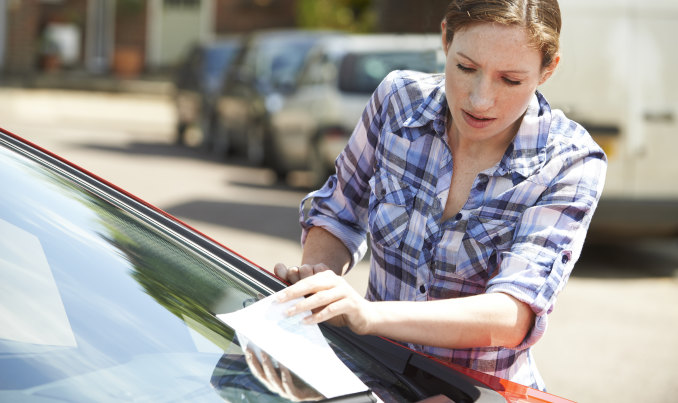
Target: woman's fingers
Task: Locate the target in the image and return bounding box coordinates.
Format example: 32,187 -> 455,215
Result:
280,365 -> 323,401
244,348 -> 281,395
273,263 -> 331,285
277,269 -> 339,302
273,263 -> 291,282
260,352 -> 285,394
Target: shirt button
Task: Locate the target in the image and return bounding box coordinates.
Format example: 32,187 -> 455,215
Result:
476,181 -> 487,191
419,285 -> 426,294
454,213 -> 463,220
561,255 -> 569,264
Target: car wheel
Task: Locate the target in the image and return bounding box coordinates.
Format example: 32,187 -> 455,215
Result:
211,116 -> 231,158
246,123 -> 266,166
199,112 -> 215,152
308,139 -> 331,189
263,132 -> 288,182
175,121 -> 187,145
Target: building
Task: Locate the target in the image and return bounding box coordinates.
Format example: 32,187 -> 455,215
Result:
0,0 -> 449,81
0,0 -> 297,79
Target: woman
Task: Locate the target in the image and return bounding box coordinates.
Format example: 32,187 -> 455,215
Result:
274,0 -> 606,390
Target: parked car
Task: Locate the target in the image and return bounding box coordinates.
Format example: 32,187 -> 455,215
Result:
215,30 -> 342,165
173,37 -> 244,150
268,34 -> 444,186
0,126 -> 572,403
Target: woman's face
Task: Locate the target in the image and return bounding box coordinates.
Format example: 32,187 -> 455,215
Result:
443,22 -> 555,145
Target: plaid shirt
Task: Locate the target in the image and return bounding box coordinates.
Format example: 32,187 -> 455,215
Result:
300,70 -> 607,390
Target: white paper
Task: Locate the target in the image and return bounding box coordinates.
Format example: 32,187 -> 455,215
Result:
217,294 -> 368,399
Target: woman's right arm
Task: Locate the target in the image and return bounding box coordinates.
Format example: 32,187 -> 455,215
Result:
276,71 -> 400,284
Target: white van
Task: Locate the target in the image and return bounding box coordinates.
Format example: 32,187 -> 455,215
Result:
541,0 -> 678,237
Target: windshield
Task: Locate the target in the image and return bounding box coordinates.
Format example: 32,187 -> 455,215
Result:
338,51 -> 439,94
203,43 -> 241,93
254,35 -> 318,92
0,135 -> 421,402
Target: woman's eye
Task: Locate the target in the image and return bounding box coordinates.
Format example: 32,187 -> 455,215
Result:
503,77 -> 522,86
456,64 -> 475,73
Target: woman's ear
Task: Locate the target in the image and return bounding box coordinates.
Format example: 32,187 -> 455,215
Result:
539,54 -> 560,85
441,20 -> 449,55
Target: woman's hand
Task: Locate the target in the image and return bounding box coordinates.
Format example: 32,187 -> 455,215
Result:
244,346 -> 323,401
276,270 -> 375,335
274,262 -> 333,284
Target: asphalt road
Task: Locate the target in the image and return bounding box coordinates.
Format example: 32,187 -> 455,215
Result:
1,88 -> 676,403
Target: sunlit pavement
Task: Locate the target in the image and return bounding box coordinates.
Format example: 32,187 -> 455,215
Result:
1,88 -> 676,403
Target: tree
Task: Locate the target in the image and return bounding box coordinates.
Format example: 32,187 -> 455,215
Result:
296,0 -> 376,32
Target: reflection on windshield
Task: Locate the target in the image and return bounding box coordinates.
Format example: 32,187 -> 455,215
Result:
0,218 -> 76,348
0,141 -> 422,402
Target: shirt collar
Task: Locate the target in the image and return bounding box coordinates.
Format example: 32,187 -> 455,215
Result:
401,78 -> 552,180
497,91 -> 551,179
402,77 -> 448,137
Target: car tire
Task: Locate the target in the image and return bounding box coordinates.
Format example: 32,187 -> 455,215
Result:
308,138 -> 331,189
200,111 -> 217,152
264,132 -> 289,182
175,121 -> 187,146
211,116 -> 231,158
246,123 -> 266,166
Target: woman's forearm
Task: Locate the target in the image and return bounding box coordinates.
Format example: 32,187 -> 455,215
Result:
365,292 -> 535,349
301,226 -> 352,276
299,228 -> 533,349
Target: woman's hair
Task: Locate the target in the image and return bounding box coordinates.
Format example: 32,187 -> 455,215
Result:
444,0 -> 561,68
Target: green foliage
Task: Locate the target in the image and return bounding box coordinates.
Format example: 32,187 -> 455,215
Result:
297,0 -> 376,32
116,0 -> 144,15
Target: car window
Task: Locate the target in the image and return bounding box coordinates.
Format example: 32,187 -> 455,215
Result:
0,136 -> 424,402
338,51 -> 440,94
203,43 -> 240,93
253,36 -> 318,92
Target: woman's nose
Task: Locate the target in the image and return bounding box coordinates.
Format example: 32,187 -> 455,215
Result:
469,77 -> 494,111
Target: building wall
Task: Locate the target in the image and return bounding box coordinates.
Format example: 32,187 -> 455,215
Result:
2,0 -> 453,77
214,0 -> 297,34
4,0 -> 40,76
375,0 -> 450,33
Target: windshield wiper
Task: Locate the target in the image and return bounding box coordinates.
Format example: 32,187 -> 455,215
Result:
322,325 -> 505,403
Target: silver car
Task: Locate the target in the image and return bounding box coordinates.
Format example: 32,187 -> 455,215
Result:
268,34 -> 444,187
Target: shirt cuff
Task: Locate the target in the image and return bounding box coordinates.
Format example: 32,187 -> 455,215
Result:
486,249 -> 572,349
301,216 -> 368,272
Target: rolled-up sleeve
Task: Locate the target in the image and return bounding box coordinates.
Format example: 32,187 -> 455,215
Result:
299,71 -> 398,270
486,138 -> 607,349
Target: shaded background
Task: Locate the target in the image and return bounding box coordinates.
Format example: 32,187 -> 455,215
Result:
1,1 -> 677,403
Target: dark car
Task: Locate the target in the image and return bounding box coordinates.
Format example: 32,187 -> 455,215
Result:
0,127 -> 571,403
215,30 -> 342,166
173,37 -> 244,150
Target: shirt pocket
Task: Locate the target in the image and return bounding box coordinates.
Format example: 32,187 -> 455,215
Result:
368,170 -> 415,248
450,214 -> 517,281
466,214 -> 516,252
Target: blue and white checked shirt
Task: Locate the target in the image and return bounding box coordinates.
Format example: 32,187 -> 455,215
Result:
300,70 -> 607,390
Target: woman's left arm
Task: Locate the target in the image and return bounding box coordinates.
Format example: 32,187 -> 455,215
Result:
278,272 -> 534,349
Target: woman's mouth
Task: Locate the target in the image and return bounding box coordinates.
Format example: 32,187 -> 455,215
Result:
462,110 -> 495,129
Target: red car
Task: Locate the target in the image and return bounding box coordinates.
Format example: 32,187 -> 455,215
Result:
0,127 -> 572,403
